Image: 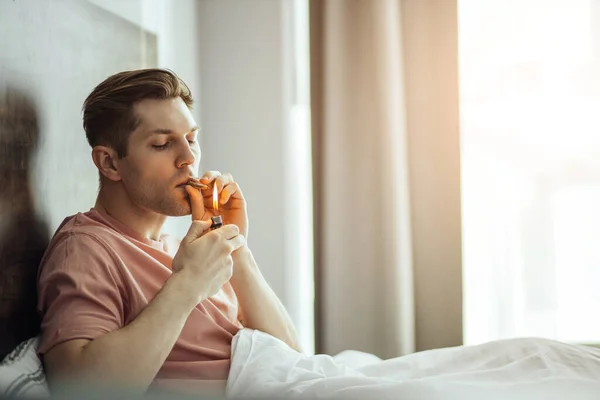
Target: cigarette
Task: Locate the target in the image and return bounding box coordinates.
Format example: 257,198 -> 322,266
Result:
187,180 -> 208,190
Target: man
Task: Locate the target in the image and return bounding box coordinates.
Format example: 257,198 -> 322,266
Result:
36,68 -> 299,394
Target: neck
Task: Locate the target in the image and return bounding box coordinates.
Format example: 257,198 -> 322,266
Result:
95,183 -> 166,241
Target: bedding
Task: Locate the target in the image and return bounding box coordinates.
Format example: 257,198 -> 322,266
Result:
0,337 -> 49,398
227,329 -> 600,400
4,329 -> 600,399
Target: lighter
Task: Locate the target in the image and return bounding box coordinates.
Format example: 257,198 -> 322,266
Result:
210,215 -> 223,230
210,182 -> 223,230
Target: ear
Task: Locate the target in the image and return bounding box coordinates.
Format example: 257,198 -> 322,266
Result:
91,145 -> 122,182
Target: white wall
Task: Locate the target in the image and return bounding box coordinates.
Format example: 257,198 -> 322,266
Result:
197,0 -> 287,296
197,0 -> 314,353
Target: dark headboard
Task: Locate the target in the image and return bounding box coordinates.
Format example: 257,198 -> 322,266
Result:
0,90 -> 50,359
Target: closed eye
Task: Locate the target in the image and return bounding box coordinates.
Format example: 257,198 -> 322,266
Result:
152,142 -> 170,150
187,133 -> 198,145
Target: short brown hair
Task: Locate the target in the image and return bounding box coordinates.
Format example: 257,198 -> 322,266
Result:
83,68 -> 193,158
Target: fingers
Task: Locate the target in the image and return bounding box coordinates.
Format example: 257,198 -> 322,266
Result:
199,171 -> 239,204
183,220 -> 212,243
187,223 -> 244,253
200,171 -> 231,191
199,171 -> 221,186
229,234 -> 246,251
219,181 -> 239,204
216,223 -> 240,240
217,173 -> 233,192
184,222 -> 239,245
185,185 -> 205,221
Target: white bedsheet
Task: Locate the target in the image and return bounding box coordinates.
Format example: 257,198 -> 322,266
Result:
227,329 -> 600,400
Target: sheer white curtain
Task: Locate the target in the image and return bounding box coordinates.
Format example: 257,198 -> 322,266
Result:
460,0 -> 600,345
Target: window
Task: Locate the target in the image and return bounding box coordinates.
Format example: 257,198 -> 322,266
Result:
459,0 -> 600,345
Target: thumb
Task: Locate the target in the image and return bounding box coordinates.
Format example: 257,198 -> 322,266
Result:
182,220 -> 212,244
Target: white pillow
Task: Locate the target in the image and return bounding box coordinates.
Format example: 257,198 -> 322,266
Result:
0,337 -> 50,398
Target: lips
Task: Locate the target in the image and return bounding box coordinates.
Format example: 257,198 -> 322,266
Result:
176,176 -> 195,187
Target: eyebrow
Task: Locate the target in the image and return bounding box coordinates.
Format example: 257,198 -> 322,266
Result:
149,126 -> 200,135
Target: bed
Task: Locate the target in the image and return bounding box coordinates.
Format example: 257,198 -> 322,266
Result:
226,328 -> 600,400
4,327 -> 600,400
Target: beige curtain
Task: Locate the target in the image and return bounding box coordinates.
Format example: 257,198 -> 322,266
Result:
310,0 -> 463,358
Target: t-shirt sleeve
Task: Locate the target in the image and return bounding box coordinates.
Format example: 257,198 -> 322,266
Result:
37,233 -> 125,355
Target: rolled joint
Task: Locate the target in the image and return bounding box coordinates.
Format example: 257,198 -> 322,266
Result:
187,180 -> 208,190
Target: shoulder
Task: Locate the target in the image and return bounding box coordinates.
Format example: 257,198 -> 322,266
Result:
39,214 -> 122,278
37,227 -> 128,305
46,229 -> 114,262
48,210 -> 129,255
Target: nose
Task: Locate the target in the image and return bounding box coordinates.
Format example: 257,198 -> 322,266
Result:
176,141 -> 197,169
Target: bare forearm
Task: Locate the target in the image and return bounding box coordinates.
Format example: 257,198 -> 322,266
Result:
60,272 -> 198,390
230,247 -> 301,352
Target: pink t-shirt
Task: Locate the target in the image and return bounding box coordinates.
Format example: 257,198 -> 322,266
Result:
37,208 -> 242,382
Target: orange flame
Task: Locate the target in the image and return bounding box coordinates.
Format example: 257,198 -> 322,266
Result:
213,184 -> 219,213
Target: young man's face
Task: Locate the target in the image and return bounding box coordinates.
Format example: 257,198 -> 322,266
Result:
118,97 -> 200,216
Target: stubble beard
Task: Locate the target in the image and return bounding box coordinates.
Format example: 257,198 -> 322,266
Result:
131,184 -> 192,217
